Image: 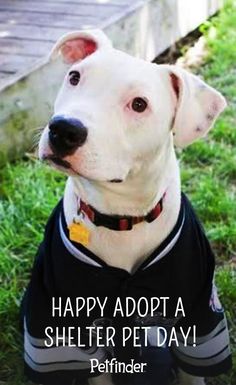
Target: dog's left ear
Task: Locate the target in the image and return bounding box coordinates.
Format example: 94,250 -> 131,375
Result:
165,65 -> 226,147
49,29 -> 112,64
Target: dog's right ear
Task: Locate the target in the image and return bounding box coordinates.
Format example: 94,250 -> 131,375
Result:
49,29 -> 112,64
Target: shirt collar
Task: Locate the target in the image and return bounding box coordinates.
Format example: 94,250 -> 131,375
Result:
59,194 -> 185,271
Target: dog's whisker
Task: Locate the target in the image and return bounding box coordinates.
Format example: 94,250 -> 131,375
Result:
32,129 -> 43,146
34,125 -> 45,132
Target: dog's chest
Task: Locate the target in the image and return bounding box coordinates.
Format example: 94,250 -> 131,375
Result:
87,218 -> 176,273
63,182 -> 181,273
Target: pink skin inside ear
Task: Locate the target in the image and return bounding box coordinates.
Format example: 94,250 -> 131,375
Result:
61,38 -> 97,64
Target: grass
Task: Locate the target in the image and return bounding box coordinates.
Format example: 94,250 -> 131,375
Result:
0,1 -> 236,384
180,1 -> 236,383
0,162 -> 65,384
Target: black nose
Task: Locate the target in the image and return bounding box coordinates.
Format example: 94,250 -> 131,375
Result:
48,116 -> 88,157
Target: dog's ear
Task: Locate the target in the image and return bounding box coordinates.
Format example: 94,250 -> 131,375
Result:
49,29 -> 112,64
165,65 -> 226,148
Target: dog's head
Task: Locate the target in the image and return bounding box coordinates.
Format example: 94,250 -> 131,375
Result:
39,29 -> 226,183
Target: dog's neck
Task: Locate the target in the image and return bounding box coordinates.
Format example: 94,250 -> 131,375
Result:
72,141 -> 177,216
64,143 -> 181,272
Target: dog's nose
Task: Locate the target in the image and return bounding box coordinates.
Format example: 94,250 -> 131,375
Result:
48,116 -> 88,157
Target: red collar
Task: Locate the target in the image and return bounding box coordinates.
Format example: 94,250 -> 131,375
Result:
77,192 -> 166,231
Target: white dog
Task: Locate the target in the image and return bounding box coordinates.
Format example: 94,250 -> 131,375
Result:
22,30 -> 231,385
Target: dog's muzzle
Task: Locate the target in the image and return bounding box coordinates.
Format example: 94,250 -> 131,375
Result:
48,115 -> 88,157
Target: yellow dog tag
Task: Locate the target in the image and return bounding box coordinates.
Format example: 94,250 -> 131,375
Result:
68,222 -> 90,246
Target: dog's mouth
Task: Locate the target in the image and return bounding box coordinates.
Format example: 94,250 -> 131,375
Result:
47,155 -> 71,169
42,155 -> 124,183
110,179 -> 123,183
42,155 -> 76,173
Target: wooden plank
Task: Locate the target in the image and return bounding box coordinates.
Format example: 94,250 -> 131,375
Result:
0,24 -> 75,42
0,2 -> 123,17
0,38 -> 53,56
0,70 -> 14,76
0,0 -> 222,166
15,0 -> 131,4
0,58 -> 68,163
0,72 -> 14,89
0,11 -> 99,29
0,53 -> 39,73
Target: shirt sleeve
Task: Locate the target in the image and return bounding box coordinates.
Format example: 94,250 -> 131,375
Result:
171,282 -> 232,377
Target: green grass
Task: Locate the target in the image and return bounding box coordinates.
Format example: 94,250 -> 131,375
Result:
180,0 -> 236,264
0,1 -> 236,383
180,1 -> 236,383
0,162 -> 65,384
182,4 -> 236,254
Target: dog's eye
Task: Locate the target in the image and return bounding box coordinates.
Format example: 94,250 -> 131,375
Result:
68,71 -> 81,86
131,97 -> 148,113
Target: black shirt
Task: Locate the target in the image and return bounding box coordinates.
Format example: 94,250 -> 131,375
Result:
21,193 -> 231,384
